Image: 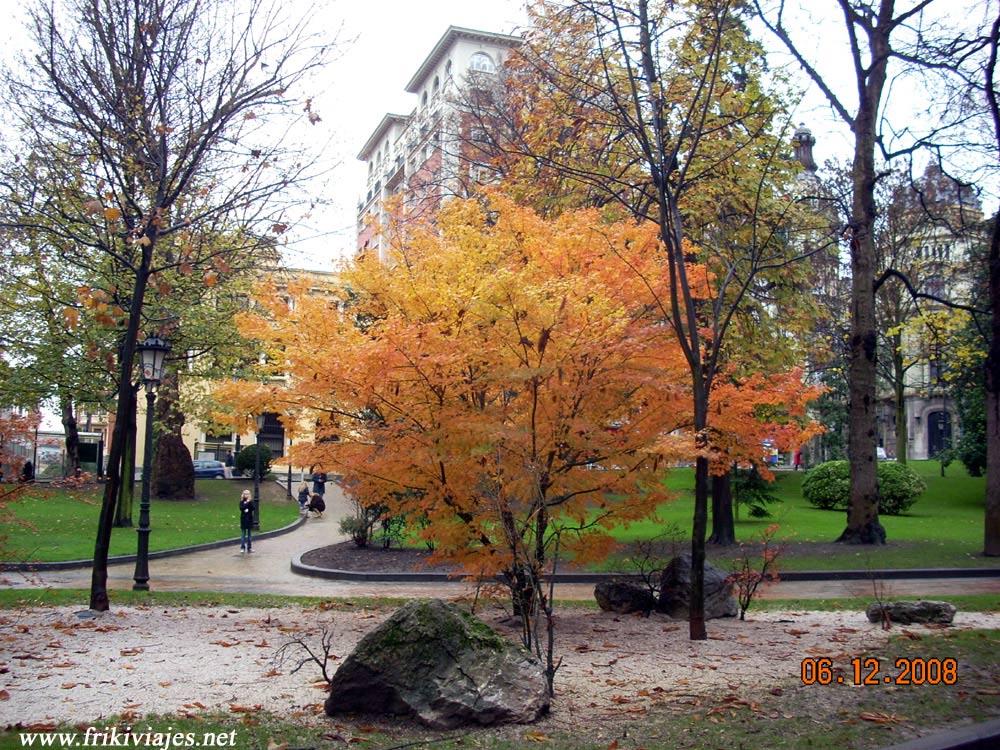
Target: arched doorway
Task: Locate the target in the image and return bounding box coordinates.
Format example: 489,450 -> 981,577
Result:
927,410 -> 952,459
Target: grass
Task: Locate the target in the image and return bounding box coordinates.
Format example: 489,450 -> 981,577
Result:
0,588 -> 996,615
609,460 -> 991,571
1,627 -> 996,750
0,479 -> 300,563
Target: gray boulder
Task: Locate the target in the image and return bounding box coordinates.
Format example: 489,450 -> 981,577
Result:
866,600 -> 956,625
594,580 -> 656,614
325,599 -> 549,729
657,554 -> 737,619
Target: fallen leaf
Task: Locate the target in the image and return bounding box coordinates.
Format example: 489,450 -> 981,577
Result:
266,740 -> 288,750
860,711 -> 903,725
524,730 -> 550,743
119,647 -> 143,656
0,689 -> 9,701
159,681 -> 172,687
210,640 -> 237,648
229,703 -> 262,714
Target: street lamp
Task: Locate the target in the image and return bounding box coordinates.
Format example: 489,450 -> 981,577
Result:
253,413 -> 265,530
133,335 -> 170,591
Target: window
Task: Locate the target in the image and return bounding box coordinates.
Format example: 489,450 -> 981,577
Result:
469,52 -> 495,73
433,75 -> 440,95
421,91 -> 428,107
367,162 -> 373,176
445,59 -> 452,76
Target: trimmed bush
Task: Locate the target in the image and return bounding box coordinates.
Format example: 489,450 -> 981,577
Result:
236,444 -> 272,479
802,460 -> 850,510
877,461 -> 926,515
802,459 -> 925,515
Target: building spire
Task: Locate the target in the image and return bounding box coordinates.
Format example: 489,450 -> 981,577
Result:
793,123 -> 817,172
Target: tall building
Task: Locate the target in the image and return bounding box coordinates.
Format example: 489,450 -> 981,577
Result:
356,26 -> 521,259
874,164 -> 983,460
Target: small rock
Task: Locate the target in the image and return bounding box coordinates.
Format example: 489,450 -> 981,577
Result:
866,600 -> 956,625
325,599 -> 549,728
594,580 -> 656,614
657,554 -> 737,619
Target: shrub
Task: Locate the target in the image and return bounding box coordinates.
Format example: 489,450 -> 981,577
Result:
235,444 -> 272,479
339,515 -> 375,548
733,467 -> 781,518
877,461 -> 926,515
802,459 -> 925,515
802,460 -> 850,510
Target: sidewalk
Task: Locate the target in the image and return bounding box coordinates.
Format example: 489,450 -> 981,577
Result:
4,482 -> 999,602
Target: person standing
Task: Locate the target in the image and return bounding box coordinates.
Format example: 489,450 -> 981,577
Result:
239,489 -> 254,552
312,470 -> 327,498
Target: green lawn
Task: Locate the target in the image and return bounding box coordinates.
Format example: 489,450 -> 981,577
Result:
0,479 -> 300,563
608,460 -> 990,571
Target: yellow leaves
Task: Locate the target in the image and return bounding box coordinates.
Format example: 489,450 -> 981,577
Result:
203,270 -> 219,287
63,306 -> 80,329
524,730 -> 551,742
103,206 -> 122,222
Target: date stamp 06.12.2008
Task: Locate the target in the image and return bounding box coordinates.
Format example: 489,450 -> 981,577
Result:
800,657 -> 959,686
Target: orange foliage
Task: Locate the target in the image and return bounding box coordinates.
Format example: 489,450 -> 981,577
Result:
218,196 -> 690,574
216,195 -> 824,574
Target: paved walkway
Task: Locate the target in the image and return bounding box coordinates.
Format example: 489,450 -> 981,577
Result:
4,482 -> 999,601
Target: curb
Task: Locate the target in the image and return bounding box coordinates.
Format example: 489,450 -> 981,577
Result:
2,515 -> 307,572
289,550 -> 1000,584
881,718 -> 1000,750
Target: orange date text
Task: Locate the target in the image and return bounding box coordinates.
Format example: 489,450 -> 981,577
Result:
799,657 -> 958,686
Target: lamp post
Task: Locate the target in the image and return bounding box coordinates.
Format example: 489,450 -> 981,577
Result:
253,413 -> 265,530
132,335 -> 170,591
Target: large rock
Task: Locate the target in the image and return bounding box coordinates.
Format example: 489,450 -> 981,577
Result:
325,599 -> 549,729
594,580 -> 656,614
866,600 -> 956,625
657,554 -> 737,619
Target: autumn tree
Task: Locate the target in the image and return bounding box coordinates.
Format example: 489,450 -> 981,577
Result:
460,0 -> 822,638
217,197 -> 690,664
0,0 -> 332,610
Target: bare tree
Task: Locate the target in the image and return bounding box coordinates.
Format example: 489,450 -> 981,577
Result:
754,0 -> 985,545
0,0 -> 333,610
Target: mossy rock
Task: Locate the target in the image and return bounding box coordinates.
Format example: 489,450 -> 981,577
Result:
325,598 -> 549,728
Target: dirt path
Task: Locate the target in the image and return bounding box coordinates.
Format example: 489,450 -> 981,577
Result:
2,603 -> 998,729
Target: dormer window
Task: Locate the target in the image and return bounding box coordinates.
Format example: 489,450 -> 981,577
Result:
469,52 -> 495,73
421,91 -> 428,107
433,75 -> 440,96
445,59 -> 452,76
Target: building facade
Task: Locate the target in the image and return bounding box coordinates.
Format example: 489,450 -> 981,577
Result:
356,26 -> 521,258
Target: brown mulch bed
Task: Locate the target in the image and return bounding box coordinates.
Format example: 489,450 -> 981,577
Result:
299,542 -> 606,575
301,541 -> 457,574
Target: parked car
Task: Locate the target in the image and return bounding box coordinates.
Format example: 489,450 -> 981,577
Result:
193,459 -> 228,479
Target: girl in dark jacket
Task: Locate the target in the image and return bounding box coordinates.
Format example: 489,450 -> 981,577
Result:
239,489 -> 254,552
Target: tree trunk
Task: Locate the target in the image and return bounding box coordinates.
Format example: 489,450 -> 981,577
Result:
90,240 -> 155,611
985,212 -> 1000,556
894,347 -> 907,464
708,470 -> 735,546
690,454 -> 709,640
115,384 -> 137,527
59,394 -> 80,476
152,368 -> 194,499
837,24 -> 888,546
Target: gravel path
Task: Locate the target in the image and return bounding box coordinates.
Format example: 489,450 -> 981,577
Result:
2,603 -> 999,728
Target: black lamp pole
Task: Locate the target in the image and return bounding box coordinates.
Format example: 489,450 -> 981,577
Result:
133,335 -> 170,591
252,414 -> 264,530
